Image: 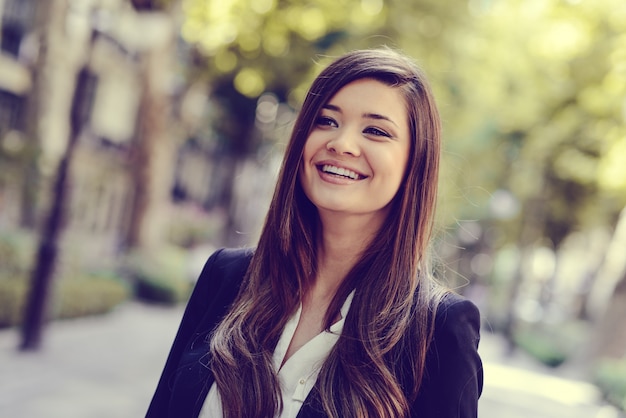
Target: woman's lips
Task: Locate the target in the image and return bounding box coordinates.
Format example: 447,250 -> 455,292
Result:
316,163 -> 368,180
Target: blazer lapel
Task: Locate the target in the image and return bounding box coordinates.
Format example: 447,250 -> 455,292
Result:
296,386 -> 328,418
168,331 -> 216,417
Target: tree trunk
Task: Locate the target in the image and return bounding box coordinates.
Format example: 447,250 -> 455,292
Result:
585,206 -> 626,320
19,0 -> 54,229
589,274 -> 626,360
208,82 -> 258,247
502,195 -> 548,353
584,206 -> 626,362
125,23 -> 175,251
19,68 -> 89,350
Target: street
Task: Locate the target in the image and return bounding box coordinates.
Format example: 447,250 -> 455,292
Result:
0,302 -> 622,417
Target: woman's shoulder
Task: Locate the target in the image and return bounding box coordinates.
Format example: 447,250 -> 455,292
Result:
431,291 -> 481,340
436,291 -> 480,316
199,247 -> 255,283
191,247 -> 256,307
206,247 -> 255,268
425,290 -> 482,384
412,290 -> 483,416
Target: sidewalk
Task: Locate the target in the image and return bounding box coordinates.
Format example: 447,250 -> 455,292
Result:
479,334 -> 622,418
0,302 -> 622,417
0,303 -> 183,418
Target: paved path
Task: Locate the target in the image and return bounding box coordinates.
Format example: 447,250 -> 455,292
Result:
0,303 -> 182,418
0,302 -> 623,417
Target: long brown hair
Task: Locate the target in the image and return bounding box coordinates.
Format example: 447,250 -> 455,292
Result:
210,48 -> 446,418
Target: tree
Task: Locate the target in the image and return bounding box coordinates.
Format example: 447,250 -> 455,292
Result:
125,8 -> 177,251
20,67 -> 91,350
176,1 -> 626,360
179,0 -> 471,245
18,0 -> 48,229
439,0 -> 626,351
17,0 -> 79,350
585,206 -> 626,361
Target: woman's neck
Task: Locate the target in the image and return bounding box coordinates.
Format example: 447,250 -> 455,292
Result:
313,211 -> 382,293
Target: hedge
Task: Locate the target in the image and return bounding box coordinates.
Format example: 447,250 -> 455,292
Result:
594,358 -> 626,412
0,273 -> 130,328
122,246 -> 192,305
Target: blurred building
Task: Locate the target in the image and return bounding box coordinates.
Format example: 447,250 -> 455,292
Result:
0,0 -> 221,265
0,0 -> 288,269
0,0 -> 33,137
0,0 -> 140,264
0,0 -> 35,231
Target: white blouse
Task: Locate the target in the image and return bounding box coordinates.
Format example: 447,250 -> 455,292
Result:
199,291 -> 355,418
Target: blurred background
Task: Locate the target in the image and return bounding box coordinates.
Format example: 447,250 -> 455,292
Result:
0,0 -> 625,416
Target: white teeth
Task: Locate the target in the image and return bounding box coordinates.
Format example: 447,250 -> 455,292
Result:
322,164 -> 359,180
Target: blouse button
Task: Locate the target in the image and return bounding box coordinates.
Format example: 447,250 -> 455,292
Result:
299,378 -> 306,385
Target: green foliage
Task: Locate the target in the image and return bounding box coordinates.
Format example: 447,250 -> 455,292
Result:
123,246 -> 192,305
0,229 -> 36,276
0,228 -> 129,327
514,321 -> 588,368
134,276 -> 190,305
0,275 -> 28,328
0,229 -> 34,327
181,0 -> 468,106
514,329 -> 569,368
180,0 -> 626,240
0,273 -> 130,328
167,206 -> 222,248
54,275 -> 130,320
439,0 -> 626,236
182,0 -> 384,98
594,358 -> 626,411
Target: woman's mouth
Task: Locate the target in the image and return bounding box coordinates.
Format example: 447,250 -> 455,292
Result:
317,164 -> 366,180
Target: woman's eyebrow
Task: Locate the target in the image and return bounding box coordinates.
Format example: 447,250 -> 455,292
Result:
323,104 -> 341,112
323,104 -> 398,128
363,112 -> 398,128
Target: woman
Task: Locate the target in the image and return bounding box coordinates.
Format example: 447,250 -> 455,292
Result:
147,48 -> 483,418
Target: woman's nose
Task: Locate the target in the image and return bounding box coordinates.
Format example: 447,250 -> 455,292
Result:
325,129 -> 360,156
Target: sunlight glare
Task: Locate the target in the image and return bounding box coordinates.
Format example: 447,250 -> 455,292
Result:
234,68 -> 266,98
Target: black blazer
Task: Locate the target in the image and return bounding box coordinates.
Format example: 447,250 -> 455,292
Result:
146,248 -> 483,417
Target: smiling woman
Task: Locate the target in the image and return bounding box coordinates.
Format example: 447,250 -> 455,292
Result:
300,78 -> 411,234
147,48 -> 483,418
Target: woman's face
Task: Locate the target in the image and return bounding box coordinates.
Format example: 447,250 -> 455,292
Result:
299,78 -> 411,227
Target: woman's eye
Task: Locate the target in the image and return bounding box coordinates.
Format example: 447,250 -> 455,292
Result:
315,116 -> 338,128
364,127 -> 391,138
